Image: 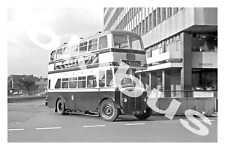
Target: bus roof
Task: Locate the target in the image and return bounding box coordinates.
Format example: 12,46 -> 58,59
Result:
53,30 -> 142,51
80,30 -> 141,42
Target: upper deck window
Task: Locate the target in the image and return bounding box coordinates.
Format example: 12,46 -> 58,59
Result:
98,36 -> 108,49
113,35 -> 129,49
71,44 -> 79,56
50,50 -> 56,61
113,34 -> 143,50
79,41 -> 88,53
88,38 -> 98,51
56,48 -> 64,59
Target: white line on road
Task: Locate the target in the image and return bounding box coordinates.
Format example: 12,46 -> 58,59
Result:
83,125 -> 106,128
8,129 -> 24,131
36,127 -> 61,130
124,123 -> 145,126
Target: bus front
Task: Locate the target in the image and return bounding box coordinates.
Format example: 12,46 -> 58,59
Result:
110,31 -> 152,120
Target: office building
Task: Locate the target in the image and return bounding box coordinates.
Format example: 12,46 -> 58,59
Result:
104,8 -> 217,98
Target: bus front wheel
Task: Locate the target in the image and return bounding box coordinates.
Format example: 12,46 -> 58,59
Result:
56,99 -> 68,115
134,107 -> 152,120
99,100 -> 119,121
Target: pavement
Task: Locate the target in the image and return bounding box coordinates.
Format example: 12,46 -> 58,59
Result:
8,98 -> 217,142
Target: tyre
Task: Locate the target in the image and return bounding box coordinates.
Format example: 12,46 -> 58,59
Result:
99,99 -> 119,121
134,107 -> 152,120
56,99 -> 68,115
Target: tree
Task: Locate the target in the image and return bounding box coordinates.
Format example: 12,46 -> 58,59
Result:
18,76 -> 39,95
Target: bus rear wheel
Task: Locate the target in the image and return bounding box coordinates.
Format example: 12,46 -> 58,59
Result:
134,107 -> 152,120
99,100 -> 119,121
56,99 -> 68,115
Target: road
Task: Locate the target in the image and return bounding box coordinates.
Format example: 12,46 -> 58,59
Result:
8,99 -> 217,142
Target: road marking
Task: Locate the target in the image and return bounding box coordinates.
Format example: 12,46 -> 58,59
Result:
35,102 -> 45,106
124,123 -> 145,126
83,125 -> 106,128
36,127 -> 61,130
8,129 -> 24,131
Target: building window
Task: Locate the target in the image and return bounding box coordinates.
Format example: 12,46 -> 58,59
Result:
153,10 -> 156,28
162,41 -> 166,53
146,16 -> 149,32
149,13 -> 152,30
191,33 -> 217,52
134,26 -> 137,34
192,69 -> 217,91
165,40 -> 169,52
138,22 -> 142,35
142,20 -> 145,35
146,47 -> 152,58
162,8 -> 166,22
157,8 -> 161,25
158,43 -> 162,54
173,7 -> 179,14
167,8 -> 172,18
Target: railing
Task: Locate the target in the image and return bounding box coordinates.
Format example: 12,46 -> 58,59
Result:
147,90 -> 218,113
147,90 -> 217,98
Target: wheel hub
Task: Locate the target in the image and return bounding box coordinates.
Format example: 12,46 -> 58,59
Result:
104,105 -> 113,116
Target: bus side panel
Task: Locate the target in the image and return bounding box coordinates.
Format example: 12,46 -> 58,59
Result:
47,92 -> 75,110
47,90 -> 118,113
98,90 -> 118,103
73,90 -> 99,112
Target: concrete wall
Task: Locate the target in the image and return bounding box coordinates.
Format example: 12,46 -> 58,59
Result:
142,8 -> 217,48
192,52 -> 218,68
194,8 -> 217,25
150,97 -> 216,116
142,8 -> 196,47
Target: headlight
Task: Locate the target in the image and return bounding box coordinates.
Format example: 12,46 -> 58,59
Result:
144,98 -> 147,102
123,97 -> 128,102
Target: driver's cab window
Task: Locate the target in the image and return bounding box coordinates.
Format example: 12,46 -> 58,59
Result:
120,68 -> 136,88
106,69 -> 114,87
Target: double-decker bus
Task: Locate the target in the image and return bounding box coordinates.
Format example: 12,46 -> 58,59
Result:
46,30 -> 152,121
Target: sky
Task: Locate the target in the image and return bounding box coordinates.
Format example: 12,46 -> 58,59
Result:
6,0 -> 222,79
7,7 -> 103,77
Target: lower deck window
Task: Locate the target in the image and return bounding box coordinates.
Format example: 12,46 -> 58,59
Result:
69,77 -> 77,88
62,78 -> 69,88
55,79 -> 61,89
87,75 -> 97,87
78,76 -> 86,88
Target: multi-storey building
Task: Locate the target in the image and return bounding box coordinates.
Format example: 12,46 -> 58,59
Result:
104,8 -> 217,98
